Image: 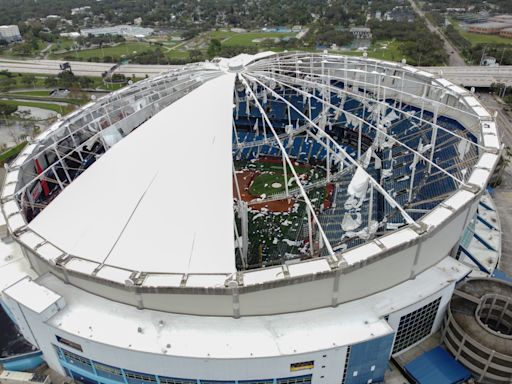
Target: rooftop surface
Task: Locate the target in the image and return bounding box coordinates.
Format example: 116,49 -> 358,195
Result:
28,73 -> 237,275
32,256 -> 469,360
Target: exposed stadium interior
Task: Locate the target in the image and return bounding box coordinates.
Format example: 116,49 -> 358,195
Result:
0,52 -> 505,384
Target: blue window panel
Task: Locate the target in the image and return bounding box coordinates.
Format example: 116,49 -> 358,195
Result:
124,370 -> 158,384
53,344 -> 64,360
69,369 -> 99,384
158,377 -> 196,384
94,362 -> 125,382
200,381 -> 235,384
276,375 -> 312,384
239,380 -> 273,384
61,348 -> 94,373
344,333 -> 394,384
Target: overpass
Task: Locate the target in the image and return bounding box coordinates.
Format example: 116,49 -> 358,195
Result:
421,66 -> 512,88
1,58 -> 511,88
0,59 -> 174,78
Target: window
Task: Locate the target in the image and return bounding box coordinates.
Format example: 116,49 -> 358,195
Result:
94,362 -> 124,382
124,370 -> 157,384
56,336 -> 83,352
158,378 -> 196,384
238,381 -> 273,384
392,297 -> 441,354
61,349 -> 94,373
290,361 -> 314,372
53,344 -> 64,360
69,369 -> 98,384
200,381 -> 235,384
276,375 -> 312,384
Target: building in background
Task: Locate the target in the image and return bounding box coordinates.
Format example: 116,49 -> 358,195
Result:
80,25 -> 154,38
0,25 -> 22,43
499,27 -> 512,38
468,21 -> 512,34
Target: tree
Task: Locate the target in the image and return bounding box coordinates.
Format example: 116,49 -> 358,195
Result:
79,76 -> 94,89
189,49 -> 204,62
11,42 -> 33,56
44,76 -> 58,88
0,77 -> 16,92
21,74 -> 36,87
0,102 -> 17,115
207,38 -> 222,59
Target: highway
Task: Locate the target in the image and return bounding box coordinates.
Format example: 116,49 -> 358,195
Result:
0,58 -> 176,77
1,58 -> 512,88
421,66 -> 512,87
407,0 -> 466,67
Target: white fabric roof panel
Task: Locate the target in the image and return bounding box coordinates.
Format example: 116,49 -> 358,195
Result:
29,73 -> 237,275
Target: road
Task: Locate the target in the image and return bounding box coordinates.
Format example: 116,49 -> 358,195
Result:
407,0 -> 466,67
477,93 -> 512,276
0,58 -> 177,77
421,65 -> 512,87
2,58 -> 512,87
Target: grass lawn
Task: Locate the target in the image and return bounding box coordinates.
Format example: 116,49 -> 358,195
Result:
1,75 -> 50,89
0,141 -> 27,166
2,94 -> 86,105
368,40 -> 404,61
450,19 -> 512,46
340,40 -> 404,62
52,42 -> 155,60
54,38 -> 78,51
98,82 -> 127,91
0,99 -> 73,114
209,30 -> 296,47
249,172 -> 294,196
11,90 -> 52,97
165,49 -> 189,59
459,30 -> 512,46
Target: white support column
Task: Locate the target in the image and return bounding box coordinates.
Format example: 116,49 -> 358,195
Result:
25,188 -> 35,213
254,65 -> 483,158
233,120 -> 240,147
283,149 -> 289,198
368,183 -> 374,227
252,71 -> 466,188
408,153 -> 418,203
307,207 -> 314,257
358,121 -> 362,160
247,72 -> 418,226
262,115 -> 267,141
53,168 -> 66,191
240,201 -> 249,268
54,148 -> 72,184
428,106 -> 439,174
326,138 -> 331,183
67,127 -> 84,162
308,95 -> 312,121
233,217 -> 245,269
240,74 -> 337,259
